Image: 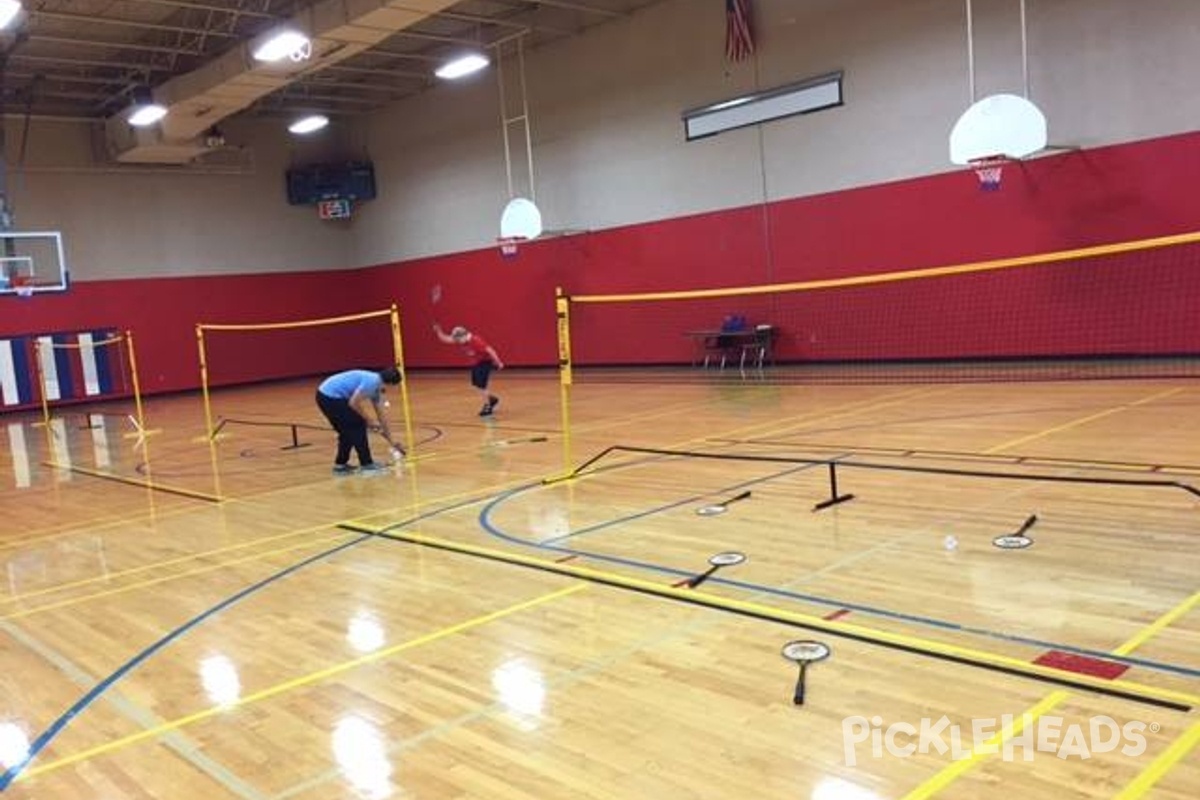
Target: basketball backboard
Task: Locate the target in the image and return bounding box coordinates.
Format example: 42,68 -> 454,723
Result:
0,231 -> 69,295
499,197 -> 542,240
949,93 -> 1047,165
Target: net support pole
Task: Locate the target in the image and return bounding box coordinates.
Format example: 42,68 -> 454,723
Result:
281,424 -> 310,451
390,304 -> 416,454
545,287 -> 575,484
125,330 -> 148,436
32,338 -> 52,431
813,461 -> 856,511
197,324 -> 216,441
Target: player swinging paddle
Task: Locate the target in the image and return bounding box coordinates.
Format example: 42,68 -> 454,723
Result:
433,323 -> 505,416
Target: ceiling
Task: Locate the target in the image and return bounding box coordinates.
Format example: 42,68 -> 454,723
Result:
0,0 -> 660,121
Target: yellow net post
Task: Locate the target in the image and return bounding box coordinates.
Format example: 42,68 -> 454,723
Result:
32,338 -> 52,432
197,324 -> 216,441
545,287 -> 575,483
125,330 -> 148,437
389,303 -> 416,455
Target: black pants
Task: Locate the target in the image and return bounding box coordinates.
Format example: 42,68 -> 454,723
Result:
316,391 -> 373,466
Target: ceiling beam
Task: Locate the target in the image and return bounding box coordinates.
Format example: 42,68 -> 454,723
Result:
29,34 -> 206,57
31,10 -> 241,39
112,0 -> 277,21
10,52 -> 174,73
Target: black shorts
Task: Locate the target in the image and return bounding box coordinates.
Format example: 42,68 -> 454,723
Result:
470,361 -> 494,389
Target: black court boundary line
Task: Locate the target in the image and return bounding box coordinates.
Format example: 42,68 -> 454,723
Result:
564,446 -> 1200,499
215,417 -> 447,447
42,462 -> 223,503
339,523 -> 1193,713
708,438 -> 1200,476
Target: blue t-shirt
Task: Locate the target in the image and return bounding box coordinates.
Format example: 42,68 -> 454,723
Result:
319,370 -> 383,401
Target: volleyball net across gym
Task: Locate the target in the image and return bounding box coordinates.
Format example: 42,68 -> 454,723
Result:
557,230 -> 1200,384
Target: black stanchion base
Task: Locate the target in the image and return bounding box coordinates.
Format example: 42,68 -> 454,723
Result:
813,493 -> 855,511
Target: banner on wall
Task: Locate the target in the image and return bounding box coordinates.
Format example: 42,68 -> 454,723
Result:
1,330 -> 118,407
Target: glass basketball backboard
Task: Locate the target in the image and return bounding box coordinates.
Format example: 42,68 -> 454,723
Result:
0,231 -> 69,295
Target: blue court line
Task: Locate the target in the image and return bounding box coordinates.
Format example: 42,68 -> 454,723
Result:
477,473 -> 1200,680
1,484 -> 519,790
0,532 -> 374,790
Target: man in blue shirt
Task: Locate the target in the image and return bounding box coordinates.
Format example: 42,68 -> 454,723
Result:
315,366 -> 403,474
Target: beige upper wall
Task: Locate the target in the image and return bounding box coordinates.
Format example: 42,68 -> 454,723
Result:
4,116 -> 359,280
6,0 -> 1197,279
352,0 -> 1200,266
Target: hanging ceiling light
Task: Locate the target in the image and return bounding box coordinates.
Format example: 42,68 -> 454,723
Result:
0,0 -> 23,31
288,114 -> 329,135
127,86 -> 167,127
435,53 -> 489,80
253,29 -> 310,62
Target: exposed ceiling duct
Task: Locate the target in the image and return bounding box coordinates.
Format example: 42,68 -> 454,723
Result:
105,0 -> 460,164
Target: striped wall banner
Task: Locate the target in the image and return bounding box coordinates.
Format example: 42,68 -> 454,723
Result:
52,335 -> 75,401
87,330 -> 117,396
35,335 -> 61,401
0,339 -> 34,407
3,330 -> 120,408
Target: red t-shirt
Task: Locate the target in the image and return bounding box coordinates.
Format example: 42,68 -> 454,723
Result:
461,333 -> 495,363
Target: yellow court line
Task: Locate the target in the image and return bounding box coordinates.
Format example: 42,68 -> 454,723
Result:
1113,719 -> 1200,799
899,580 -> 1200,799
0,501 -> 202,555
0,522 -> 346,605
983,388 -> 1182,454
1112,589 -> 1200,656
0,534 -> 353,621
709,386 -> 952,446
6,446 -> 557,606
19,583 -> 586,783
542,388 -> 950,485
900,692 -> 1070,800
350,527 -> 1200,710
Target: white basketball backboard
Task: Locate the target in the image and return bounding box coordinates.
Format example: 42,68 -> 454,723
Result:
949,93 -> 1047,165
499,197 -> 542,240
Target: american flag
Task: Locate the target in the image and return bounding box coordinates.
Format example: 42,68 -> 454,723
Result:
725,0 -> 755,62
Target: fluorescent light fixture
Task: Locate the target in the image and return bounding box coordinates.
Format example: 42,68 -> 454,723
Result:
288,114 -> 329,134
0,0 -> 22,31
683,71 -> 844,140
128,103 -> 168,127
435,53 -> 489,80
253,30 -> 309,62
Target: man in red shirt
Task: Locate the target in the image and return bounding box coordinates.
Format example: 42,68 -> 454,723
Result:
433,323 -> 505,416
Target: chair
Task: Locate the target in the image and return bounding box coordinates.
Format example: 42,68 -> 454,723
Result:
738,325 -> 775,377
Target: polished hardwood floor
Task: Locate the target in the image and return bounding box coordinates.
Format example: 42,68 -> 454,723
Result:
0,371 -> 1197,799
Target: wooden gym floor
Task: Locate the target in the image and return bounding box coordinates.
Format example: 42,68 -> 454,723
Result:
0,371 -> 1197,799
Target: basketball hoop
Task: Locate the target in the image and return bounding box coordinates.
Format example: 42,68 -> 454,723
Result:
497,237 -> 522,259
970,156 -> 1008,192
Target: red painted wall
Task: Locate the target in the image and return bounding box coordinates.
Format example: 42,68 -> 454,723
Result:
4,129 -> 1199,407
